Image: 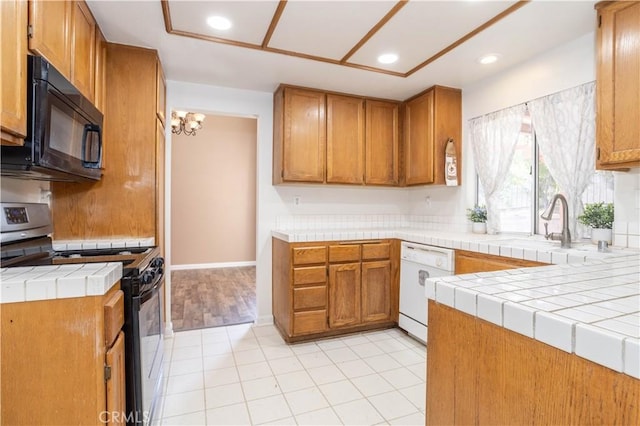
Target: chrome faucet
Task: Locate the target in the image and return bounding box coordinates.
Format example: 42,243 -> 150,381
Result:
540,193 -> 572,248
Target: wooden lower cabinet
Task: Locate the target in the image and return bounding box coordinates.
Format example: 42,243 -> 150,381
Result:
455,249 -> 547,274
273,238 -> 399,342
427,301 -> 640,424
329,262 -> 362,327
362,260 -> 391,322
1,284 -> 125,425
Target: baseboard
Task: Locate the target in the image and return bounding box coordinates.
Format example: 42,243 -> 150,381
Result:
164,321 -> 174,338
171,261 -> 256,270
255,315 -> 274,326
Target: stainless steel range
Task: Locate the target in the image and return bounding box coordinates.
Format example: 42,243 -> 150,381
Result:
0,202 -> 165,425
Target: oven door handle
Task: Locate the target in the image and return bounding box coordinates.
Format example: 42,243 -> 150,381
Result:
139,274 -> 164,304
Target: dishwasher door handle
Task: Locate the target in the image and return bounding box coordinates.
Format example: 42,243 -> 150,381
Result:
418,270 -> 429,286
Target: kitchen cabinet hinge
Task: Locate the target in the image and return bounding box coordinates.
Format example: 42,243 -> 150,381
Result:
598,15 -> 602,28
104,365 -> 112,382
27,24 -> 33,38
596,147 -> 600,160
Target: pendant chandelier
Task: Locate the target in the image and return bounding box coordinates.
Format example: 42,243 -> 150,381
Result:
171,111 -> 205,136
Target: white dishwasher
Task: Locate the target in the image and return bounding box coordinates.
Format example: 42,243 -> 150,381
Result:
399,242 -> 455,344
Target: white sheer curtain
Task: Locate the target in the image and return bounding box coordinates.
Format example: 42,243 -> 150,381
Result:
469,104 -> 527,234
528,82 -> 596,239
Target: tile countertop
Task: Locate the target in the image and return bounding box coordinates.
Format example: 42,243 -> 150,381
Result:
273,227 -> 640,379
0,262 -> 123,304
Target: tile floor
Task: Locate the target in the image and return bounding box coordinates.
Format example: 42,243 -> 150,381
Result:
156,323 -> 427,425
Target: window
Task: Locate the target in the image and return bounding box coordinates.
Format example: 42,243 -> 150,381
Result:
478,110 -> 614,236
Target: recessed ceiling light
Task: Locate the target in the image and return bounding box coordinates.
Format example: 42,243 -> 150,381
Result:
478,53 -> 500,65
377,53 -> 398,64
207,16 -> 232,31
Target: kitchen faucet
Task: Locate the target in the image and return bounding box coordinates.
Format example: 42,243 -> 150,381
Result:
540,193 -> 572,248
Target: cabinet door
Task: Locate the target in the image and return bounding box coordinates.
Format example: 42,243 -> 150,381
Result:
365,100 -> 399,185
29,0 -> 72,78
1,0 -> 28,145
329,263 -> 361,328
105,331 -> 126,426
71,0 -> 96,101
282,88 -> 326,182
596,1 -> 640,168
362,260 -> 391,322
93,28 -> 107,112
404,90 -> 435,185
326,94 -> 365,184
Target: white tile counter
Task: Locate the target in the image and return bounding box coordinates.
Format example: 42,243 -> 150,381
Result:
0,262 -> 123,303
272,227 -> 640,379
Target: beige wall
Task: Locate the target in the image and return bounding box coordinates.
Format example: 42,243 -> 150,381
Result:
171,114 -> 257,265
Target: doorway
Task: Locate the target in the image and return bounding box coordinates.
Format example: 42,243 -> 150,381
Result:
169,113 -> 257,331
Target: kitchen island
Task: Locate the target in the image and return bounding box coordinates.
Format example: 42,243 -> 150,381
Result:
425,254 -> 639,424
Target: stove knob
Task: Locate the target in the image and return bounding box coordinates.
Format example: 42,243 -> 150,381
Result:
151,257 -> 165,268
141,270 -> 155,285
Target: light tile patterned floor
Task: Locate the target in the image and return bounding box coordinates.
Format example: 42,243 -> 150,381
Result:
157,324 -> 426,425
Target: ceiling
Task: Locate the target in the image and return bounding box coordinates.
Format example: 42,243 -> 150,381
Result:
86,0 -> 598,101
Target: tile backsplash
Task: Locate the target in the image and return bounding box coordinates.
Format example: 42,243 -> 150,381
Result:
275,214 -> 469,232
613,221 -> 640,249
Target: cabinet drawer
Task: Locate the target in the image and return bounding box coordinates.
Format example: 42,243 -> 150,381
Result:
293,310 -> 327,335
104,289 -> 124,348
293,266 -> 326,285
362,242 -> 390,260
329,245 -> 361,262
293,285 -> 327,310
292,246 -> 327,265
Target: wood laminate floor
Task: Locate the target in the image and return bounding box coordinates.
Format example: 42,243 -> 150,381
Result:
171,266 -> 256,332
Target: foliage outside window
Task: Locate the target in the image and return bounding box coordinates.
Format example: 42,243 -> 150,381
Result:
477,111 -> 614,237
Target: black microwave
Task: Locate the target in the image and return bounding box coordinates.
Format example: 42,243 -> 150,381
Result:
1,55 -> 103,182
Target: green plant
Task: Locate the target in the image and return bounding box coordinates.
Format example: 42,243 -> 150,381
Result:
467,205 -> 487,223
577,202 -> 614,229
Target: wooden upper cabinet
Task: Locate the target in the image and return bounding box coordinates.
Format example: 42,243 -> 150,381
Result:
70,0 -> 96,101
1,0 -> 28,145
365,100 -> 399,185
326,94 -> 365,184
404,86 -> 462,186
596,1 -> 640,169
404,90 -> 434,185
28,0 -> 72,78
273,86 -> 326,183
156,59 -> 166,127
272,84 -> 461,186
93,28 -> 107,112
28,0 -> 99,102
